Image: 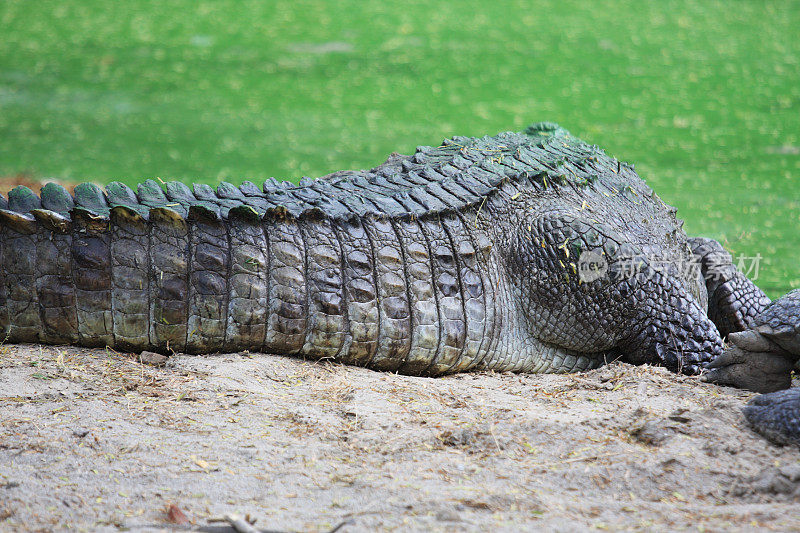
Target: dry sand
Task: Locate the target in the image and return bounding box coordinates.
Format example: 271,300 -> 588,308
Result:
1,344 -> 798,532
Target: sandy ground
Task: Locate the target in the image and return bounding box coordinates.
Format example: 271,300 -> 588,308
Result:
0,344 -> 798,532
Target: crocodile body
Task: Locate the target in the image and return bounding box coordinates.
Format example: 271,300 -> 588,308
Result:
0,123 -> 769,375
1,123 -> 792,367
2,121 -> 798,445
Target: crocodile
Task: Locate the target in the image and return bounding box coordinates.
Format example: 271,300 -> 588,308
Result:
708,289 -> 800,447
0,122 -> 797,442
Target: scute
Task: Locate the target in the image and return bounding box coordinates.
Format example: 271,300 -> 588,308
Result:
754,289 -> 800,355
8,185 -> 42,213
0,123 -> 631,228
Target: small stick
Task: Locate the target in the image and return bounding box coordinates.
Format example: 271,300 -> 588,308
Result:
225,514 -> 261,533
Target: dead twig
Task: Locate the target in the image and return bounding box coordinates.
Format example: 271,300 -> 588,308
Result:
224,514 -> 262,533
531,451 -> 640,469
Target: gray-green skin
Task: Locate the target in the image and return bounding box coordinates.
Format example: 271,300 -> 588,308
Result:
0,123 -> 796,443
707,290 -> 800,447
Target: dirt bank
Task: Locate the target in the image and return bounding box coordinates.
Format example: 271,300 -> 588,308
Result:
1,344 -> 798,532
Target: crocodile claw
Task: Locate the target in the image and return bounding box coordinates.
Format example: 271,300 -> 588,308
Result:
702,344 -> 794,393
703,292 -> 800,393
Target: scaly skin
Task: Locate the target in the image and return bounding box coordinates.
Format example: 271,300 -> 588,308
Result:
0,122 -> 796,442
705,290 -> 800,447
743,388 -> 800,448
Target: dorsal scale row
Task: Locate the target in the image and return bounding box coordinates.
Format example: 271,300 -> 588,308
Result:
0,123 -> 623,233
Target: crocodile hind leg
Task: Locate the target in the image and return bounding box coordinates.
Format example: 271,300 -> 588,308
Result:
689,238 -> 799,392
688,237 -> 771,337
505,214 -> 725,375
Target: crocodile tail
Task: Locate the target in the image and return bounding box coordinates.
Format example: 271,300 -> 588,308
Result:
0,179 -> 500,376
0,182 -> 394,363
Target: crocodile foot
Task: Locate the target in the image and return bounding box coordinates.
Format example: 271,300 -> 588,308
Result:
743,388 -> 800,447
703,290 -> 800,393
702,335 -> 795,393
